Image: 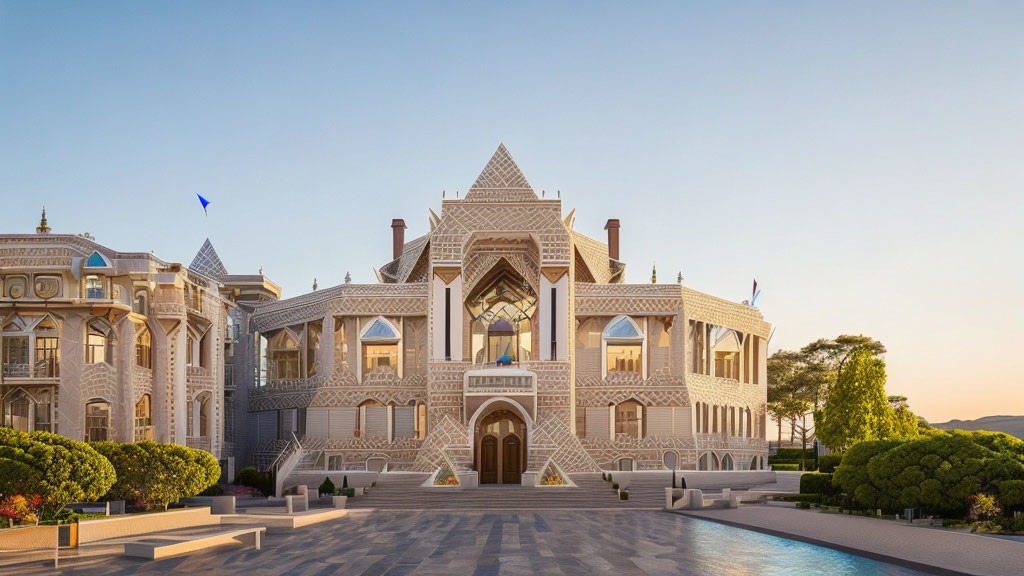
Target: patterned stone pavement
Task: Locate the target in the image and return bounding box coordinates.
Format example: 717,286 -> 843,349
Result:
28,509 -> 927,576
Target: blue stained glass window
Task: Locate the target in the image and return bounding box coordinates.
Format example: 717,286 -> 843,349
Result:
606,317 -> 641,339
363,318 -> 398,340
87,252 -> 108,267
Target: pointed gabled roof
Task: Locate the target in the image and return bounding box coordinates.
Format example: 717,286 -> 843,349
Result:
465,144 -> 537,201
189,238 -> 228,280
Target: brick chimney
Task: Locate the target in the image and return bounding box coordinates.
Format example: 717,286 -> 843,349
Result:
604,219 -> 620,261
391,219 -> 407,260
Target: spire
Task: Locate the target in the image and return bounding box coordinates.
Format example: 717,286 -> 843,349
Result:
188,238 -> 228,280
312,278 -> 318,291
651,263 -> 657,284
677,271 -> 683,284
36,206 -> 51,234
465,144 -> 536,201
344,271 -> 352,284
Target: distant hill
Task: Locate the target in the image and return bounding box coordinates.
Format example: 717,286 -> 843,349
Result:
930,415 -> 1024,440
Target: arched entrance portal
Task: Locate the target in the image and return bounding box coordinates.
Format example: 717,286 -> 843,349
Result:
475,409 -> 527,484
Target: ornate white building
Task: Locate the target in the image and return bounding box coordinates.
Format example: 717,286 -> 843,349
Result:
0,212 -> 278,479
0,146 -> 770,486
245,145 -> 771,485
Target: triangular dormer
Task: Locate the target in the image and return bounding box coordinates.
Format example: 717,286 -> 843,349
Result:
85,251 -> 111,268
464,144 -> 537,201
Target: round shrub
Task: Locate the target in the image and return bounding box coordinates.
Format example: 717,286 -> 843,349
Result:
235,466 -> 273,496
319,476 -> 336,495
0,428 -> 116,513
92,441 -> 220,510
800,473 -> 837,500
834,431 -> 1024,516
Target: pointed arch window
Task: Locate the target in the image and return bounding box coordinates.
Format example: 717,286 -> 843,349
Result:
603,315 -> 645,377
34,315 -> 60,377
134,394 -> 153,441
135,325 -> 152,369
360,317 -> 400,376
267,328 -> 301,380
86,318 -> 114,365
712,327 -> 741,380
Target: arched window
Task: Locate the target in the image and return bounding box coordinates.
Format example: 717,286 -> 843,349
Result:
268,329 -> 300,380
189,391 -> 212,438
614,399 -> 644,439
356,399 -> 385,438
85,318 -> 114,365
85,399 -> 112,441
698,452 -> 709,471
360,317 -> 400,377
135,325 -> 152,369
2,315 -> 30,378
133,290 -> 148,315
603,316 -> 644,376
721,453 -> 734,471
134,394 -> 153,441
663,451 -> 678,469
616,457 -> 635,472
746,408 -> 753,438
2,388 -> 31,431
34,315 -> 60,377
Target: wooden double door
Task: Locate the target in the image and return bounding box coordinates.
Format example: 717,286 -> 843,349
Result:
479,433 -> 523,484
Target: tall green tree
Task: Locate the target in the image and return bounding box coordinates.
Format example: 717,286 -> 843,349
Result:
800,334 -> 886,406
814,349 -> 917,452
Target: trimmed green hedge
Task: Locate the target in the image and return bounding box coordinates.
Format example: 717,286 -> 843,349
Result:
92,441 -> 220,511
775,493 -> 821,504
818,454 -> 843,474
800,473 -> 837,498
775,448 -> 815,460
772,463 -> 800,471
235,467 -> 273,496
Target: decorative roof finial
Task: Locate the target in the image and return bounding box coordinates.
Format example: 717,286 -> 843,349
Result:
36,206 -> 51,234
677,271 -> 683,284
312,278 -> 318,291
344,271 -> 352,284
651,263 -> 657,284
258,266 -> 263,275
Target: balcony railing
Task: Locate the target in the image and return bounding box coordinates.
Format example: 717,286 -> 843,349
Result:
2,360 -> 60,379
186,436 -> 212,452
465,367 -> 535,394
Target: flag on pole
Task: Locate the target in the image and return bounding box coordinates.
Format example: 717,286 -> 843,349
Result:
751,279 -> 762,307
197,194 -> 211,216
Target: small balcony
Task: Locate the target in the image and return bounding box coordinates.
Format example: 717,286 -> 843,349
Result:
464,367 -> 536,395
2,359 -> 60,379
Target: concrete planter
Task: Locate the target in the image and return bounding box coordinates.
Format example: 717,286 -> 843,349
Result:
331,496 -> 348,509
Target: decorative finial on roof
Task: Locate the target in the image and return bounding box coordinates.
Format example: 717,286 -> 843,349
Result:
36,206 -> 51,234
542,190 -> 545,198
442,189 -> 445,198
557,190 -> 561,199
651,263 -> 657,284
344,271 -> 352,284
677,271 -> 683,284
258,266 -> 263,275
312,278 -> 318,291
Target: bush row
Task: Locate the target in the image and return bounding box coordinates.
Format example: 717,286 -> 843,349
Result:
833,429 -> 1024,516
0,429 -> 220,522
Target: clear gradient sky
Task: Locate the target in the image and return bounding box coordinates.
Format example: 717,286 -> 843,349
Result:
2,2 -> 1022,423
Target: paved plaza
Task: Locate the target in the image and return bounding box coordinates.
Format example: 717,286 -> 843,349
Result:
24,509 -> 930,576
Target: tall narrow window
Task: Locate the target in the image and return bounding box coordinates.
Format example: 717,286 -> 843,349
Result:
3,389 -> 31,431
550,287 -> 557,360
85,399 -> 112,441
135,325 -> 152,369
134,394 -> 153,441
34,315 -> 60,378
305,320 -> 322,377
268,329 -> 301,380
85,318 -> 114,365
444,288 -> 451,360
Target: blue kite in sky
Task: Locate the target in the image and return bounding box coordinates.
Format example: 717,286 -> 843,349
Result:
196,193 -> 211,216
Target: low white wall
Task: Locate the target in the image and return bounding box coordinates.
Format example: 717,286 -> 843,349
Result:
77,507 -> 219,544
608,470 -> 776,490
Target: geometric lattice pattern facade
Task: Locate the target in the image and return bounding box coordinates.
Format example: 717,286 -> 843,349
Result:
245,145 -> 772,485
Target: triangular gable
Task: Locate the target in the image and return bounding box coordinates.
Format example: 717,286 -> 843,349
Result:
465,144 -> 537,201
